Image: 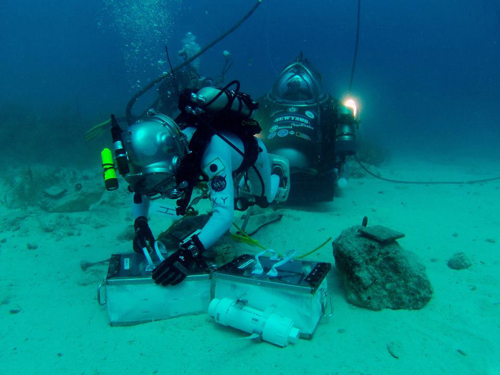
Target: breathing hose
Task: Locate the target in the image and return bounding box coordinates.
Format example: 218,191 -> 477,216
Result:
347,2 -> 500,185
354,156 -> 500,185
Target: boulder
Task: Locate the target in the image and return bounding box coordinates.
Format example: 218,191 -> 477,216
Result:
332,225 -> 432,310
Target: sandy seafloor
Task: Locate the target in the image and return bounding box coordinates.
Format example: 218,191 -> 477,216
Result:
1,153 -> 499,375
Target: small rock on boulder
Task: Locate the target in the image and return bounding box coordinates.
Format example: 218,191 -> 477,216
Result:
332,225 -> 433,311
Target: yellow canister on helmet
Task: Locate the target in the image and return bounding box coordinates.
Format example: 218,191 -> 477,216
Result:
101,148 -> 119,191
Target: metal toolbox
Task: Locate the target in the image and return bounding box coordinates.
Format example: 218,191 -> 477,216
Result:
98,253 -> 211,326
212,254 -> 332,338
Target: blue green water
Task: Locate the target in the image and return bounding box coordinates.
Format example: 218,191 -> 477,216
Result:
0,1 -> 499,374
1,0 -> 499,164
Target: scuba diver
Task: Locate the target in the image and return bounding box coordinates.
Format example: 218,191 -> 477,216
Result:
155,58 -> 231,117
155,64 -> 209,115
155,32 -> 232,117
105,82 -> 290,286
84,33 -> 233,142
254,53 -> 358,203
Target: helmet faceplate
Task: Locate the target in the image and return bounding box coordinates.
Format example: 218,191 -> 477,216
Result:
269,59 -> 326,105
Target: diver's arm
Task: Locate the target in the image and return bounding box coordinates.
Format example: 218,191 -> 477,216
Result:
198,171 -> 235,250
196,136 -> 237,250
132,194 -> 150,220
131,194 -> 155,254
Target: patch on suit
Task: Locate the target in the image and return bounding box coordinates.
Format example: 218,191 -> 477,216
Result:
212,196 -> 229,206
202,157 -> 226,179
211,175 -> 227,192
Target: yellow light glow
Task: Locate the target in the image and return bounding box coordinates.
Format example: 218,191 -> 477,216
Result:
344,98 -> 357,117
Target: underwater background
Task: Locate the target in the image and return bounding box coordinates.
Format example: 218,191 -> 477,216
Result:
1,0 -> 499,166
1,1 -> 499,374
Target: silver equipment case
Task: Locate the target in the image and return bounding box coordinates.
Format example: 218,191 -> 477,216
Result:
98,253 -> 211,326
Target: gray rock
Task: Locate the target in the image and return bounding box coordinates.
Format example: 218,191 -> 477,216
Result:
158,214 -> 235,265
27,243 -> 38,250
41,188 -> 104,213
42,186 -> 67,200
236,211 -> 283,236
158,215 -> 211,248
117,225 -> 135,242
447,252 -> 472,270
332,225 -> 433,311
358,225 -> 405,244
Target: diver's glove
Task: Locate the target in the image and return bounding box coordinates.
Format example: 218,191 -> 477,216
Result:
152,230 -> 206,286
133,216 -> 155,254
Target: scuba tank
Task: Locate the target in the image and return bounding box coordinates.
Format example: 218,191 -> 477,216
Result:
179,81 -> 259,123
192,86 -> 256,118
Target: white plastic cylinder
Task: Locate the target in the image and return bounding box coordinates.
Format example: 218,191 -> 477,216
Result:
208,298 -> 300,347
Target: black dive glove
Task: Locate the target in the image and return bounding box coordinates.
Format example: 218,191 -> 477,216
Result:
152,230 -> 206,286
133,216 -> 155,254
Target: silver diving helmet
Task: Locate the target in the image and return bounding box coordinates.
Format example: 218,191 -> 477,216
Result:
122,113 -> 189,199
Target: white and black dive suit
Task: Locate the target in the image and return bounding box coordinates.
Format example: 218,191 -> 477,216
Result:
121,84 -> 288,286
131,126 -> 281,250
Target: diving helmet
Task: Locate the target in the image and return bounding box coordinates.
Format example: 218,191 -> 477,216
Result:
122,113 -> 189,198
269,54 -> 327,105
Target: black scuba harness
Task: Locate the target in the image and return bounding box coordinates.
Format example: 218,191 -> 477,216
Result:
173,81 -> 264,216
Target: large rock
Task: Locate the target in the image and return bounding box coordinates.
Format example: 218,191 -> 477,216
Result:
332,225 -> 432,311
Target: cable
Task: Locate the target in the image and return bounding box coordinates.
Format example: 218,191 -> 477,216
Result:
265,1 -> 278,76
347,3 -> 500,186
125,0 -> 264,124
354,156 -> 500,185
164,45 -> 180,99
349,0 -> 361,94
202,80 -> 241,109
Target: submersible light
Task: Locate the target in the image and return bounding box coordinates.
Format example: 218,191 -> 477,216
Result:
343,98 -> 358,117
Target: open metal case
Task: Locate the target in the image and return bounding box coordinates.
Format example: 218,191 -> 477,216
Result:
97,253 -> 211,326
212,254 -> 332,338
98,252 -> 332,336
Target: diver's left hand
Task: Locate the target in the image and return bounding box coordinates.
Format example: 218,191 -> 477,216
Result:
152,230 -> 206,286
152,249 -> 193,286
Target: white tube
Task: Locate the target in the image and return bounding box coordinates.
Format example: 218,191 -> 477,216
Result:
252,249 -> 278,275
132,194 -> 150,220
267,249 -> 296,277
209,298 -> 300,347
